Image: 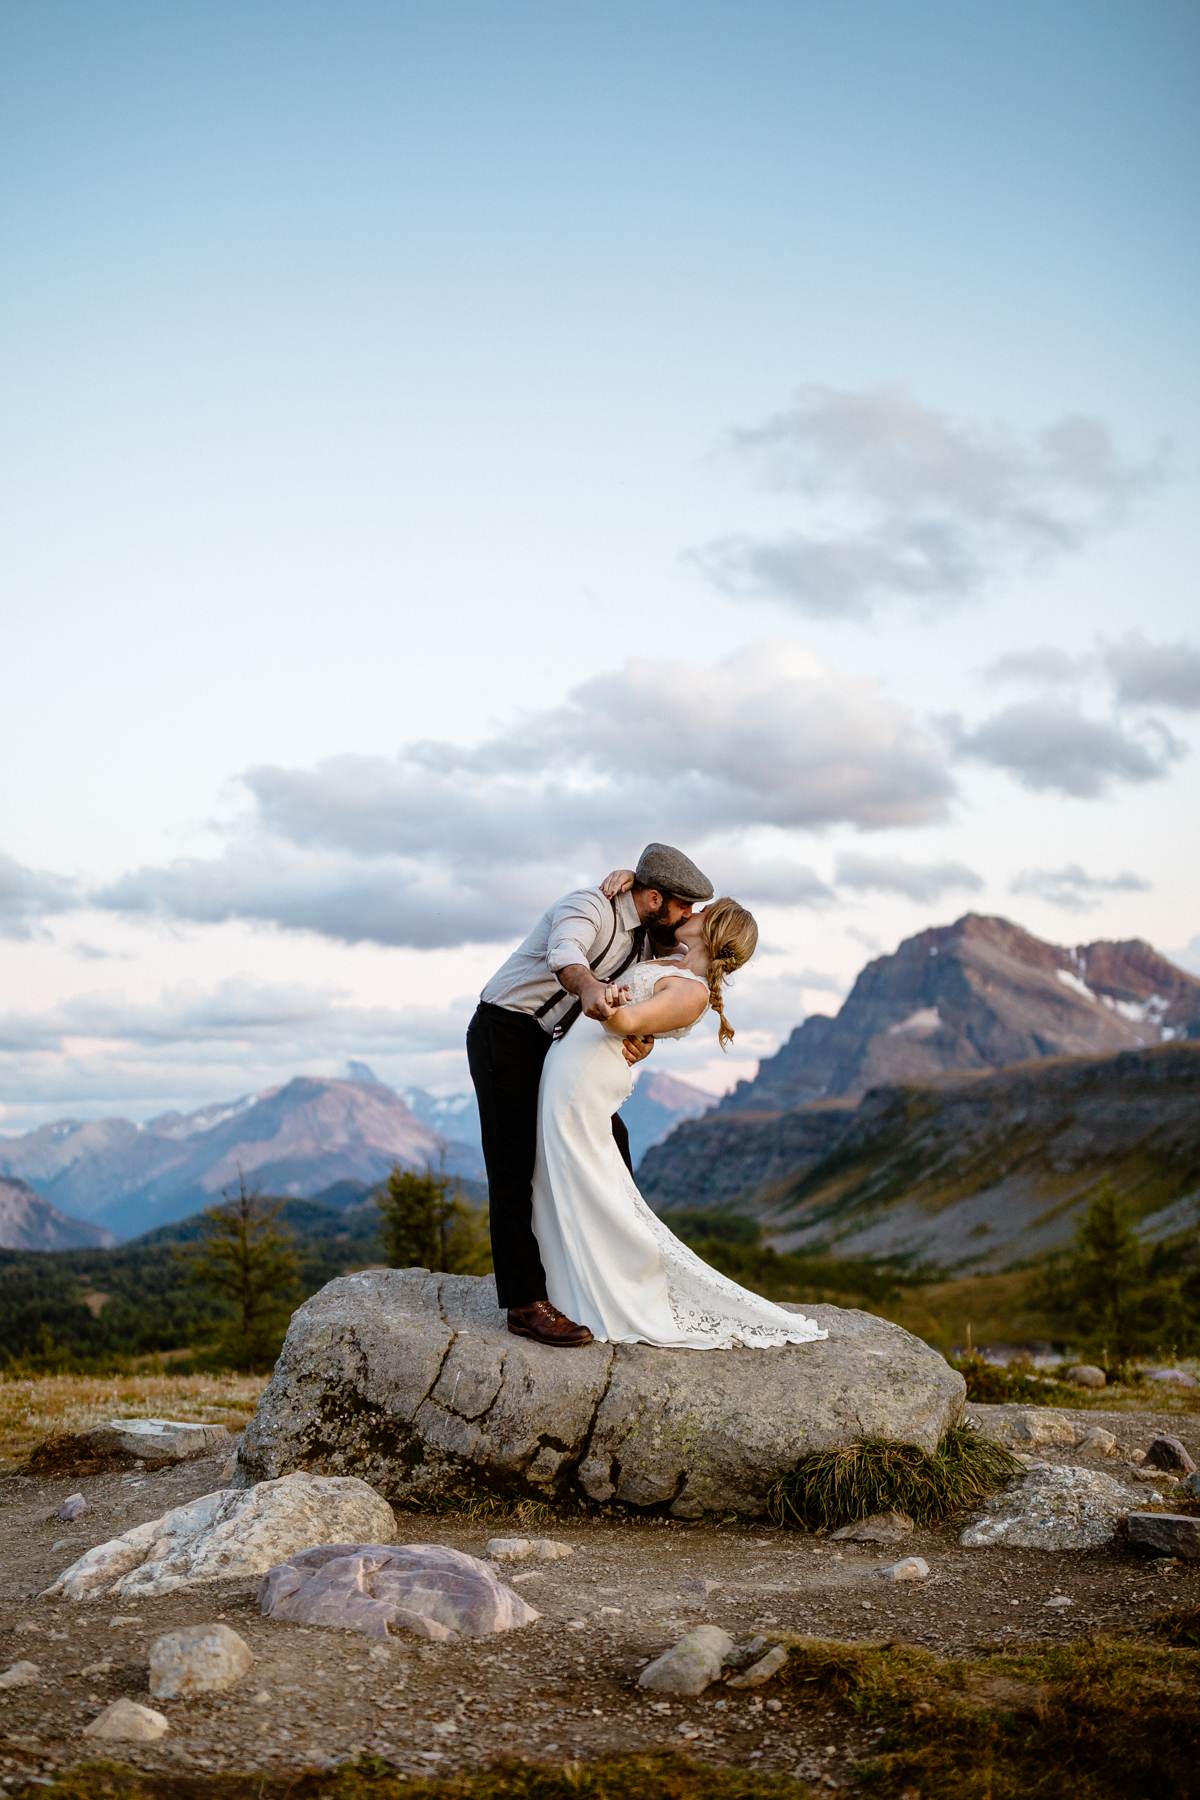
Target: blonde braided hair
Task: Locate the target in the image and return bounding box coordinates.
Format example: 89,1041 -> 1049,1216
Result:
699,897 -> 759,1050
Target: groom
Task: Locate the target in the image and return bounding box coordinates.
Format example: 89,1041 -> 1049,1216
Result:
467,843 -> 714,1347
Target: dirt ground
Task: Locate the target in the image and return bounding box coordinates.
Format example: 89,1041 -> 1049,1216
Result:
0,1404 -> 1197,1792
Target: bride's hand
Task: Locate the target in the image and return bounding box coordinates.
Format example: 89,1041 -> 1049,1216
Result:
599,868 -> 636,899
604,983 -> 631,1008
621,1034 -> 654,1067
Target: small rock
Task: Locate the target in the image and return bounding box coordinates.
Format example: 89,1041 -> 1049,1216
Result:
981,1408 -> 1077,1450
80,1659 -> 113,1677
56,1493 -> 87,1521
253,1689 -> 272,1705
1065,1364 -> 1106,1390
1182,1471 -> 1200,1500
1043,1594 -> 1073,1608
484,1536 -> 574,1563
680,1577 -> 721,1599
1075,1426 -> 1118,1459
638,1626 -> 735,1696
83,1698 -> 169,1742
726,1644 -> 789,1688
1125,1513 -> 1200,1560
0,1662 -> 39,1689
108,1615 -> 141,1627
830,1510 -> 913,1544
1143,1435 -> 1197,1475
874,1556 -> 930,1582
1145,1367 -> 1197,1388
148,1623 -> 253,1699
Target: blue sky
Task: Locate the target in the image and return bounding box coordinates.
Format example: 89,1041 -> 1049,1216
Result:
2,1 -> 1198,1128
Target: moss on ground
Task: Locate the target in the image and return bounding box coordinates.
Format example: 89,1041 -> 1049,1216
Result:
768,1423 -> 1021,1529
10,1754 -> 810,1800
774,1633 -> 1199,1799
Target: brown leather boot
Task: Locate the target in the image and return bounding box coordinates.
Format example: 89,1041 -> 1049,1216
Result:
507,1299 -> 594,1347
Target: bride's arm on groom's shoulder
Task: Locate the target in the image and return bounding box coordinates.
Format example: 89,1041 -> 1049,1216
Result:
602,976 -> 708,1040
599,868 -> 636,899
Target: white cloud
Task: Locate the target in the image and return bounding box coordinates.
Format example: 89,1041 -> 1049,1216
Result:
1011,864 -> 1153,912
1103,633 -> 1200,711
0,850 -> 78,940
689,385 -> 1166,619
834,850 -> 983,903
947,699 -> 1186,798
93,646 -> 954,949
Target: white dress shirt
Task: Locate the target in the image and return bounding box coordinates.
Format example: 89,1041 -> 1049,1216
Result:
480,888 -> 645,1034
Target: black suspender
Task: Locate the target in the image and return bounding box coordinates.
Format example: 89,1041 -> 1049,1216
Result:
534,896 -> 619,1020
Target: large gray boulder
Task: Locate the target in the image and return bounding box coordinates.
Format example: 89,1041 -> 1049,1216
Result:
236,1270 -> 965,1519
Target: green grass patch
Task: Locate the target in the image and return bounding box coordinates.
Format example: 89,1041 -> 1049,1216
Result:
12,1753 -> 811,1800
775,1633 -> 1200,1799
949,1350 -> 1077,1404
768,1422 -> 1021,1529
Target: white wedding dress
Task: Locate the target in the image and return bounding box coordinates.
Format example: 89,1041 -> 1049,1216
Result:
530,962 -> 829,1350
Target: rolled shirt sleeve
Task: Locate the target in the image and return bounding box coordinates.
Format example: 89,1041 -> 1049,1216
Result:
546,890 -> 608,975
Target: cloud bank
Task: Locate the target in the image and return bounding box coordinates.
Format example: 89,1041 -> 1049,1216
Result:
689,385 -> 1166,620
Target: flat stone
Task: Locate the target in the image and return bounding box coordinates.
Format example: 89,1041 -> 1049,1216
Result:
680,1576 -> 721,1599
726,1644 -> 789,1687
44,1473 -> 395,1600
830,1510 -> 913,1544
1125,1513 -> 1200,1560
1143,1435 -> 1197,1475
638,1626 -> 735,1696
1043,1594 -> 1073,1608
235,1270 -> 965,1520
83,1698 -> 168,1742
1065,1364 -> 1107,1389
259,1543 -> 539,1640
79,1419 -> 231,1466
874,1556 -> 929,1581
0,1662 -> 39,1689
148,1623 -> 253,1698
961,1464 -> 1140,1551
1144,1367 -> 1197,1388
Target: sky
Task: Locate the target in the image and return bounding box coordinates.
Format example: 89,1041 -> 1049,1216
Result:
2,0 -> 1198,1131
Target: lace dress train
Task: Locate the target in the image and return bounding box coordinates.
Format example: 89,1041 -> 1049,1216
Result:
530,965 -> 828,1350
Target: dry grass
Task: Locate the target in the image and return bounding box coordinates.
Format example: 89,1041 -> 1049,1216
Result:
0,1371 -> 266,1470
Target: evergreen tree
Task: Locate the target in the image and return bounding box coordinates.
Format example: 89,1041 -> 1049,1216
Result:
1063,1182 -> 1145,1357
377,1166 -> 492,1275
188,1174 -> 300,1368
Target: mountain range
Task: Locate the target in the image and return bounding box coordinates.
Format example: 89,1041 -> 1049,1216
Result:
640,914 -> 1200,1270
0,1061 -> 714,1247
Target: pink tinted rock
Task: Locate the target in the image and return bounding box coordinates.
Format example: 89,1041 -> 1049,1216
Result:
259,1543 -> 540,1642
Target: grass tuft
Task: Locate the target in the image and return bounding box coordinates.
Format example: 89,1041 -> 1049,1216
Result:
1154,1601 -> 1200,1647
767,1422 -> 1021,1529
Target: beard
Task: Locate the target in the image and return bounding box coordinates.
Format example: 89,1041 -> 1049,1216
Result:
645,907 -> 682,951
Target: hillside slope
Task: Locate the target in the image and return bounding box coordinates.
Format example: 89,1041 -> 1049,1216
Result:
755,1041 -> 1200,1272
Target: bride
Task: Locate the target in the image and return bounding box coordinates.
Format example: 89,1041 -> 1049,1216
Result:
530,897 -> 828,1350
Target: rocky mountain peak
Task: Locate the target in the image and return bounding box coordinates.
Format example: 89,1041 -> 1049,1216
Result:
720,912 -> 1200,1114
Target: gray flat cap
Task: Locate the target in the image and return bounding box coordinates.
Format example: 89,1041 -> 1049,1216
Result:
635,842 -> 714,902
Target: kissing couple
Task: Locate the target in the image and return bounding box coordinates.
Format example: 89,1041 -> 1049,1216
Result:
466,844 -> 828,1353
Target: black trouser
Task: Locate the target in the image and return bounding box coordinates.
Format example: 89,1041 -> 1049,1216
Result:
466,1001 -> 634,1310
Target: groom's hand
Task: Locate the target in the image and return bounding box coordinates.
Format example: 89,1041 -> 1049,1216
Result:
622,1034 -> 654,1067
